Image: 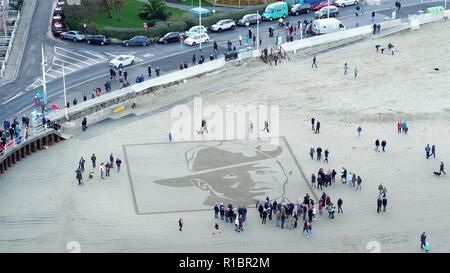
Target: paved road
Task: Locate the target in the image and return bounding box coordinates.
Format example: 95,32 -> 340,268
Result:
0,0 -> 444,122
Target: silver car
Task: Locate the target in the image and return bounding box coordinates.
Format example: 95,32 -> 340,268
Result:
60,31 -> 86,42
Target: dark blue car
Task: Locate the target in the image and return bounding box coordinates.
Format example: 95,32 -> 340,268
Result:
122,36 -> 150,47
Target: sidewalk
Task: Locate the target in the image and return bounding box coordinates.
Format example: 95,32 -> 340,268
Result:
0,0 -> 37,86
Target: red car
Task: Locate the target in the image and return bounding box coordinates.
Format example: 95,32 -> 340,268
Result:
312,1 -> 332,11
52,23 -> 66,36
51,15 -> 63,26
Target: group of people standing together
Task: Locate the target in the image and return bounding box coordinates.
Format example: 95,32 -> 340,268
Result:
75,153 -> 122,185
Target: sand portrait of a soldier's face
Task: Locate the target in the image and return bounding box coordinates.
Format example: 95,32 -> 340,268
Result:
124,138 -> 306,214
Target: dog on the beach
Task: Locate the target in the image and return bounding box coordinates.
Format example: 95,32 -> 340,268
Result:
433,171 -> 441,176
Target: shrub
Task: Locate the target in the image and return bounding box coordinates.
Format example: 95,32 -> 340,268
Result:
102,21 -> 188,40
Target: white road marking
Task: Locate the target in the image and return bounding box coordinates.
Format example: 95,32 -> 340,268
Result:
54,52 -> 97,66
104,52 -> 118,58
81,51 -> 109,60
143,53 -> 154,58
3,91 -> 24,104
54,46 -> 102,63
53,57 -> 82,68
45,73 -> 58,79
48,68 -> 63,75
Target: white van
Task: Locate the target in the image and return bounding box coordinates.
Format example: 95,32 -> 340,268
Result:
311,18 -> 346,35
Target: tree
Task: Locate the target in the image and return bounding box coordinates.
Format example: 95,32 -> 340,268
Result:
114,0 -> 127,21
104,0 -> 114,19
141,0 -> 166,20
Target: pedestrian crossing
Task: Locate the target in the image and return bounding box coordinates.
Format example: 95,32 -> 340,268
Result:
25,47 -> 134,91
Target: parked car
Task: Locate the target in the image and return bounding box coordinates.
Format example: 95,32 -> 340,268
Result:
312,1 -> 331,11
53,6 -> 64,16
51,15 -> 63,26
183,26 -> 208,38
109,54 -> 136,68
86,35 -> 110,45
237,13 -> 261,26
60,31 -> 86,42
51,23 -> 66,36
210,19 -> 236,32
333,0 -> 359,7
289,3 -> 312,16
262,2 -> 289,21
184,33 -> 210,46
122,36 -> 150,47
157,32 -> 180,44
314,6 -> 339,18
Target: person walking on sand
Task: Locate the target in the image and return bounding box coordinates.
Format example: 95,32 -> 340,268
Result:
440,162 -> 446,175
91,154 -> 96,168
311,173 -> 316,188
357,126 -> 362,137
375,139 -> 380,151
324,149 -> 329,163
316,147 -> 322,161
213,223 -> 220,235
312,55 -> 318,68
99,162 -> 105,179
115,158 -> 122,172
75,168 -> 83,185
381,140 -> 387,152
309,146 -> 315,160
178,218 -> 183,231
356,176 -> 362,190
425,144 -> 431,159
315,121 -> 321,134
354,67 -> 358,79
377,196 -> 382,213
337,198 -> 343,213
431,145 -> 436,158
421,232 -> 427,250
344,63 -> 349,75
311,117 -> 315,131
263,120 -> 269,133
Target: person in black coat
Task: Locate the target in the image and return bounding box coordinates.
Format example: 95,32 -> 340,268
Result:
382,194 -> 387,212
315,121 -> 321,134
381,140 -> 387,152
377,197 -> 382,213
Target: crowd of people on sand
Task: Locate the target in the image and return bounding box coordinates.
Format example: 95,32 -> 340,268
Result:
75,153 -> 122,185
208,193 -> 343,239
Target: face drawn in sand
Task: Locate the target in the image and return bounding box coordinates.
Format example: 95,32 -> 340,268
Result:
154,141 -> 290,206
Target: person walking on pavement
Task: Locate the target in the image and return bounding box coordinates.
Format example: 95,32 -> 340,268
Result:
116,158 -> 122,172
372,11 -> 375,22
425,144 -> 431,159
178,218 -> 183,231
148,65 -> 152,77
192,54 -> 196,65
337,198 -> 343,213
213,41 -> 218,53
91,154 -> 97,168
440,162 -> 446,175
263,120 -> 269,133
239,34 -> 243,45
79,157 -> 86,172
123,70 -> 128,81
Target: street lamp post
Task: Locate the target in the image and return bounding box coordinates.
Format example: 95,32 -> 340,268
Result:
41,45 -> 47,106
199,0 -> 202,51
327,0 -> 330,18
256,10 -> 260,53
62,61 -> 68,121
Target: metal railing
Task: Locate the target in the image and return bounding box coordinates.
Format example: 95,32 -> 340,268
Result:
0,9 -> 19,78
